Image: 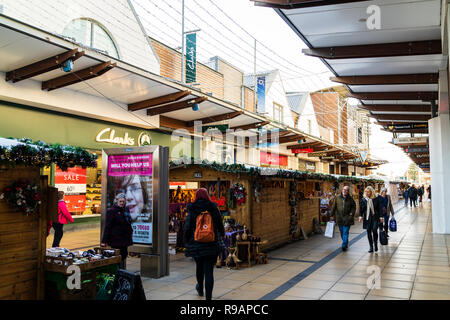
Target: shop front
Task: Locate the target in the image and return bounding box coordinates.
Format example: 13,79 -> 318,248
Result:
1,101 -> 192,218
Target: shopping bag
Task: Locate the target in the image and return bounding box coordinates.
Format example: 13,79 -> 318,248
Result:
379,225 -> 388,245
389,217 -> 397,232
324,221 -> 335,238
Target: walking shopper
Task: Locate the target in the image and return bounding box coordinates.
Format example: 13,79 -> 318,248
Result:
101,193 -> 133,269
184,188 -> 225,300
377,188 -> 394,238
409,185 -> 418,207
403,187 -> 409,207
418,186 -> 424,205
359,186 -> 383,253
330,186 -> 356,252
52,191 -> 74,248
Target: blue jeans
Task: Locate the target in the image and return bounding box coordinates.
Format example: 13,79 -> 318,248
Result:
338,225 -> 350,248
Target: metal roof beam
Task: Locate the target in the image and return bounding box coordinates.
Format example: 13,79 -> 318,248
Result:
129,90 -> 191,112
331,73 -> 438,85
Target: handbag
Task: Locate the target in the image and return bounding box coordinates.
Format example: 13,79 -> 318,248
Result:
324,221 -> 335,238
379,225 -> 388,245
389,217 -> 397,232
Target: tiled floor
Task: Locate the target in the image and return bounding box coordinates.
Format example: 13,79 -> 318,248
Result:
47,201 -> 450,300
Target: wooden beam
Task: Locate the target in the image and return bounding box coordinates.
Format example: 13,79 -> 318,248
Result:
129,90 -> 191,112
230,121 -> 270,131
252,0 -> 371,9
147,97 -> 207,116
331,73 -> 438,85
372,114 -> 431,121
159,115 -> 192,132
6,49 -> 85,83
303,40 -> 441,59
279,134 -> 305,144
186,111 -> 243,127
42,61 -> 115,91
347,92 -> 438,100
360,104 -> 431,113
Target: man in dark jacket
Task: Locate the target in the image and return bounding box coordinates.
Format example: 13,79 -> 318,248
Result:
330,186 -> 356,251
185,189 -> 225,300
409,185 -> 418,207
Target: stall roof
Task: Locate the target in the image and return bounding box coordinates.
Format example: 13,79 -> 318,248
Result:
253,0 -> 441,169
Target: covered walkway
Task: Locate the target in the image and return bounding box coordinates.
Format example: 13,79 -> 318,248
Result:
48,201 -> 450,300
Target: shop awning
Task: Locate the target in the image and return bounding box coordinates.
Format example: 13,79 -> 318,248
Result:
254,0 -> 443,169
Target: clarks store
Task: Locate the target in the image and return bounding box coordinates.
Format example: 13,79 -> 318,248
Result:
1,101 -> 192,216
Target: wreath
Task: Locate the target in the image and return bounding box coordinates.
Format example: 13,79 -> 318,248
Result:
0,180 -> 42,215
231,183 -> 247,206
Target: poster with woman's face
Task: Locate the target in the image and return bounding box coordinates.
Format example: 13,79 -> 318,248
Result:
106,154 -> 153,245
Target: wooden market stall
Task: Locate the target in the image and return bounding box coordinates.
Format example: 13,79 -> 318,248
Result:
0,138 -> 98,300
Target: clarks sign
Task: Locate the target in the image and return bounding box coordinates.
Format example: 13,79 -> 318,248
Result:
95,128 -> 151,146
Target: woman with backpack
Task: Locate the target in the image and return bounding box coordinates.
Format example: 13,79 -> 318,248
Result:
184,188 -> 225,300
52,191 -> 74,248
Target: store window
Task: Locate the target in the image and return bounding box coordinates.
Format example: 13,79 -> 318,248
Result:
63,18 -> 120,58
357,127 -> 363,144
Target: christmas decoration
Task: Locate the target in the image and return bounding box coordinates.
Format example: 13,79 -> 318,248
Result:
231,183 -> 247,206
0,180 -> 42,215
0,137 -> 98,171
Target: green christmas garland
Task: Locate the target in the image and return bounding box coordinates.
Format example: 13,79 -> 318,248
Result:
169,158 -> 384,185
0,138 -> 98,171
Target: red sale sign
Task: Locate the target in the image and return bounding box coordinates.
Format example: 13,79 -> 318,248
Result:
55,167 -> 87,214
260,151 -> 288,167
291,148 -> 313,154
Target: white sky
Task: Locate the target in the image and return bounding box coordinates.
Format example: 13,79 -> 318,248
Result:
132,0 -> 415,178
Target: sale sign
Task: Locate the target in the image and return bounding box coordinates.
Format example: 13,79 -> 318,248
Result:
260,151 -> 288,167
291,148 -> 313,154
55,167 -> 87,213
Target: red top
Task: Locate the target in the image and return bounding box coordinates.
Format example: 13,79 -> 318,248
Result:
58,200 -> 74,224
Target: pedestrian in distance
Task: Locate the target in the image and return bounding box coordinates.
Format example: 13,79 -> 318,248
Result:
184,188 -> 225,300
377,188 -> 394,238
52,191 -> 74,248
403,187 -> 409,207
330,186 -> 356,252
101,193 -> 133,269
408,185 -> 418,208
359,186 -> 383,253
427,185 -> 431,201
417,185 -> 424,205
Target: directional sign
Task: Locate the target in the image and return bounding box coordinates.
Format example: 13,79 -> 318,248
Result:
387,123 -> 428,131
393,137 -> 428,144
291,148 -> 313,154
405,147 -> 429,153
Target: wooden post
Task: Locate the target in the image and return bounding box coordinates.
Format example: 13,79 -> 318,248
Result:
36,175 -> 49,300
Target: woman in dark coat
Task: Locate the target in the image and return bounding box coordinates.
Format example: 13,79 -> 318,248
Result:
184,188 -> 225,300
359,186 -> 384,253
101,193 -> 133,268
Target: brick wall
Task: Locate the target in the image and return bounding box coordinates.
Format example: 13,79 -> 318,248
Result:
150,38 -> 224,100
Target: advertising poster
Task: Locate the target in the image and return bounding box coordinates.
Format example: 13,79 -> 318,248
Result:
106,154 -> 153,245
55,166 -> 87,214
256,76 -> 266,114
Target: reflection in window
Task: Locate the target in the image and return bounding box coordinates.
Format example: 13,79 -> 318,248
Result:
63,19 -> 119,59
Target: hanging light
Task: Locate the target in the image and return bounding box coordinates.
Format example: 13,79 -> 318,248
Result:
192,103 -> 199,111
61,59 -> 73,73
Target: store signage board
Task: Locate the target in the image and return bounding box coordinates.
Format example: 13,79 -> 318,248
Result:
419,164 -> 430,169
414,154 -> 429,158
96,128 -> 152,147
405,147 -> 429,153
194,172 -> 202,178
202,124 -> 229,133
102,146 -> 169,253
386,123 -> 428,131
185,33 -> 197,83
260,151 -> 288,166
291,148 -> 313,154
308,152 -> 328,158
393,137 -> 428,144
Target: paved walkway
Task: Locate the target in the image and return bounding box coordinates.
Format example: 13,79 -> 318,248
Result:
47,201 -> 450,300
